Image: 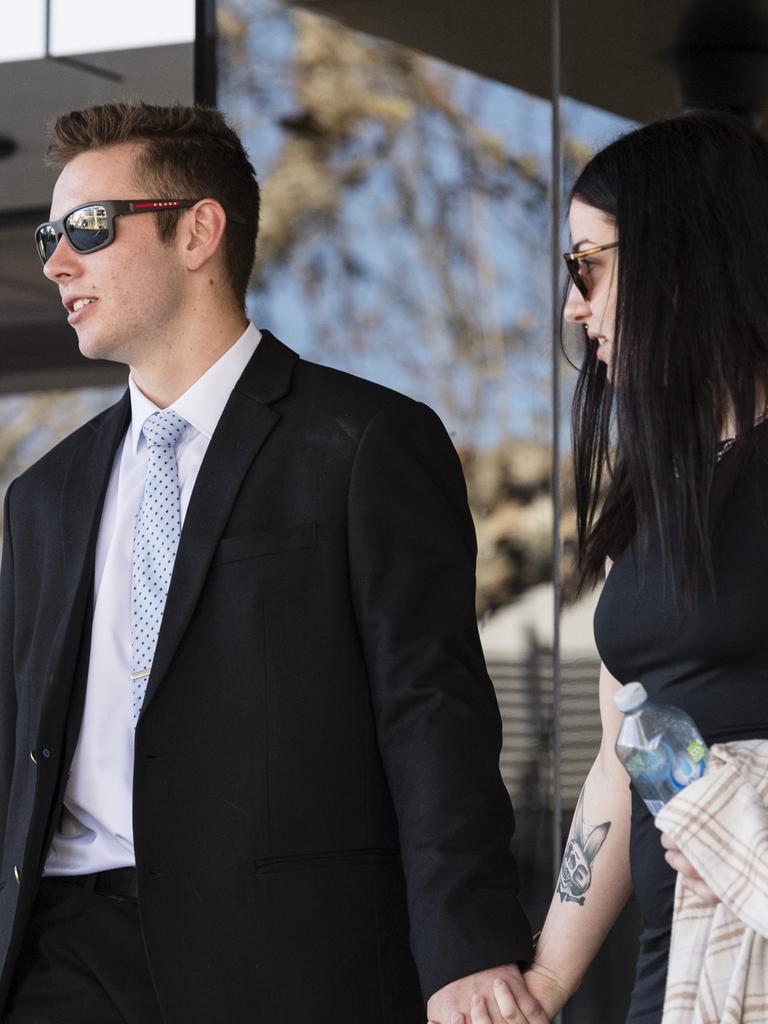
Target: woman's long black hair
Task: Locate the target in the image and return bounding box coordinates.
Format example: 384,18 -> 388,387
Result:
572,111 -> 768,604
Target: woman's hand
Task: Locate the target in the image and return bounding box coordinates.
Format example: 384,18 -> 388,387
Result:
660,832 -> 719,903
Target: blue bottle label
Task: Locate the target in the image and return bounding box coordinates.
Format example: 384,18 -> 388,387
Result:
667,742 -> 706,790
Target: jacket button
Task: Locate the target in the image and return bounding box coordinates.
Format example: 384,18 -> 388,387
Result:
30,751 -> 37,764
42,749 -> 50,759
13,866 -> 20,885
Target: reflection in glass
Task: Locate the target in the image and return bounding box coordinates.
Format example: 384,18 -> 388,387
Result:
219,0 -> 556,929
0,388 -> 124,538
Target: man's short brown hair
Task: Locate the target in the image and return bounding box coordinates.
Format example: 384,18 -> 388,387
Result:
47,102 -> 260,310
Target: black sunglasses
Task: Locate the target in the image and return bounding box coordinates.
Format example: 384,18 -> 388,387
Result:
563,241 -> 619,298
35,199 -> 247,264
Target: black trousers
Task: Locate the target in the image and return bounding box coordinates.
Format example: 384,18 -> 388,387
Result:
2,876 -> 164,1024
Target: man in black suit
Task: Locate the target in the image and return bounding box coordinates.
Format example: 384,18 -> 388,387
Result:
0,103 -> 541,1024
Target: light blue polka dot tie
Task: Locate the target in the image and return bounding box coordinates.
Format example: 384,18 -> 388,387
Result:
130,410 -> 189,726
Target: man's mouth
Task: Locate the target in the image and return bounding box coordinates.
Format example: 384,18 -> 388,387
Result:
64,297 -> 98,325
63,296 -> 98,314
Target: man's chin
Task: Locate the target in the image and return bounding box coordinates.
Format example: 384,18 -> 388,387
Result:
75,329 -> 123,365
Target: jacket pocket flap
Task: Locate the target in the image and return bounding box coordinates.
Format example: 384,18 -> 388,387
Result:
254,848 -> 397,874
215,522 -> 316,565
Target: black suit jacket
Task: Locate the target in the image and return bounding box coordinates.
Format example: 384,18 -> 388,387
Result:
0,331 -> 532,1023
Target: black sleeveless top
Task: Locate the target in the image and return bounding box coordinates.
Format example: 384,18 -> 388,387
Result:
594,423 -> 768,1024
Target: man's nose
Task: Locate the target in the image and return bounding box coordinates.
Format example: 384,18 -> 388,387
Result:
42,234 -> 79,282
563,282 -> 590,324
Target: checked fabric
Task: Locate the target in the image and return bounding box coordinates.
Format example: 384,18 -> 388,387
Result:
130,409 -> 189,726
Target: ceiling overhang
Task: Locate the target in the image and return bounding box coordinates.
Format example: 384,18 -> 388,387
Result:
289,0 -> 690,123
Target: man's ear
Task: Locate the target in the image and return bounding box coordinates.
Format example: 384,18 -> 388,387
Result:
182,199 -> 228,272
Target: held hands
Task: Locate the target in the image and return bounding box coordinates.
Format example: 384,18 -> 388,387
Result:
660,832 -> 718,904
427,962 -> 565,1024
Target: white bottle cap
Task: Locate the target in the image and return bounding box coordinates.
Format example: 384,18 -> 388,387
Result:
614,681 -> 648,713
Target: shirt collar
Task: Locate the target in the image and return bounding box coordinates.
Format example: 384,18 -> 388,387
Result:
128,323 -> 262,454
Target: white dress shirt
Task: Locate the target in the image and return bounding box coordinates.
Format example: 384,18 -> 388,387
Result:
45,323 -> 261,875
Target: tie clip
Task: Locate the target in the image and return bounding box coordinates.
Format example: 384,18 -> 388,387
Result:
130,667 -> 151,680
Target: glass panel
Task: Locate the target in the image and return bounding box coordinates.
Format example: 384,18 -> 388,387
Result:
0,388 -> 123,517
49,0 -> 195,55
557,0 -> 767,1018
0,0 -> 195,63
558,99 -> 642,1024
558,78 -> 644,1024
219,0 -> 557,931
0,2 -> 46,63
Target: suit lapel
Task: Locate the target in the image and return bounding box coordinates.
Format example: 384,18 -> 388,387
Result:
139,331 -> 299,719
43,393 -> 131,711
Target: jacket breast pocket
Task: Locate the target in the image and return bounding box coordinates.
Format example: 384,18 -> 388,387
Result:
214,522 -> 317,566
253,848 -> 398,874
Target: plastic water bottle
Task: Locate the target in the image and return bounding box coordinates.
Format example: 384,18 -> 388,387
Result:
614,682 -> 709,816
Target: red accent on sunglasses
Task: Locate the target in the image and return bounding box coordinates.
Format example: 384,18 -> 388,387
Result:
132,201 -> 186,210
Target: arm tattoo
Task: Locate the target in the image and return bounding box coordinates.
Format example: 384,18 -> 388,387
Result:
556,787 -> 611,906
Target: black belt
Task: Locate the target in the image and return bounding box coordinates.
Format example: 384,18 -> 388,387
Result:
46,867 -> 138,900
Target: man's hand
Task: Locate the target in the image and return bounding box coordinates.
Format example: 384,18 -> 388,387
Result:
426,964 -> 549,1024
660,832 -> 718,903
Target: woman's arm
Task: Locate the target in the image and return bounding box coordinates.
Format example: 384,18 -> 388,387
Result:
520,659 -> 633,1016
457,657 -> 634,1024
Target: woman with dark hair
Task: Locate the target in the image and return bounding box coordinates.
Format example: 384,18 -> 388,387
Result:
446,111 -> 768,1024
